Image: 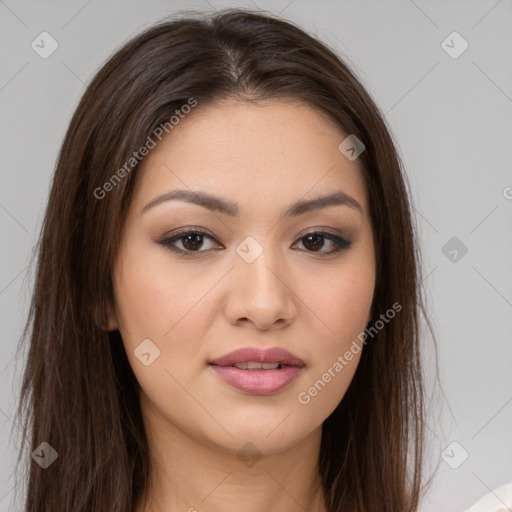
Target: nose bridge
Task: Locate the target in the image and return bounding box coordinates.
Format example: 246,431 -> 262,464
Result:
236,237 -> 286,297
226,235 -> 296,328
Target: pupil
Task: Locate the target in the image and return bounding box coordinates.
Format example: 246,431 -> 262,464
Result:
304,234 -> 323,251
183,234 -> 203,251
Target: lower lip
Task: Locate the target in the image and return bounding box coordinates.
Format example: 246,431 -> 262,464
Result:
209,365 -> 302,395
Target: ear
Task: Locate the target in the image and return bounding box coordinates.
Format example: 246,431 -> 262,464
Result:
94,299 -> 119,332
106,301 -> 119,332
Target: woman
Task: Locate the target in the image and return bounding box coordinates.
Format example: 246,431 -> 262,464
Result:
14,8 -> 429,512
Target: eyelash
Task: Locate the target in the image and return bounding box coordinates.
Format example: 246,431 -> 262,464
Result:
157,228 -> 352,257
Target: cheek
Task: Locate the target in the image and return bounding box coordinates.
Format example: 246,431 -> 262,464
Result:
298,257 -> 374,409
295,278 -> 371,422
111,256 -> 213,401
327,273 -> 374,337
306,257 -> 375,346
112,252 -> 208,343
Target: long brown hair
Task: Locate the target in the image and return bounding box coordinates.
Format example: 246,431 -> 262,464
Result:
13,7 -> 430,511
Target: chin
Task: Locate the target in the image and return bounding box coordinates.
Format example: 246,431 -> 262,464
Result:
208,411 -> 320,454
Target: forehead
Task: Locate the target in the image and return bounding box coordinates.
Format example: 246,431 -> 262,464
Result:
133,98 -> 369,215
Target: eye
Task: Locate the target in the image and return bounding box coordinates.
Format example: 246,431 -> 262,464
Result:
293,230 -> 352,255
157,228 -> 352,256
157,229 -> 221,255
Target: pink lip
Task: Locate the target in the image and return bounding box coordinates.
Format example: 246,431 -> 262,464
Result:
209,347 -> 305,396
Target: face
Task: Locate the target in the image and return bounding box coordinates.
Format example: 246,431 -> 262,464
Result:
109,98 -> 375,455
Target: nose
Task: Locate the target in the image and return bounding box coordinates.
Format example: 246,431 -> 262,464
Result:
223,248 -> 298,331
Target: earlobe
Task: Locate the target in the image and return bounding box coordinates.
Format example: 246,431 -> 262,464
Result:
107,320 -> 118,332
95,300 -> 119,332
106,303 -> 119,332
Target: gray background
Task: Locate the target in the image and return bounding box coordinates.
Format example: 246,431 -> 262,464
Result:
1,1 -> 511,511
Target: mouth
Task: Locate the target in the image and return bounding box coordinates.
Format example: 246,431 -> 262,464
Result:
229,361 -> 285,370
208,347 -> 304,395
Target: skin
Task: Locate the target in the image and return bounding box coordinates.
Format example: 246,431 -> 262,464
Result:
108,98 -> 376,512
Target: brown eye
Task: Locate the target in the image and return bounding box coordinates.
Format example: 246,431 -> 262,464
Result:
294,231 -> 351,255
181,233 -> 205,251
158,229 -> 221,254
302,233 -> 325,251
158,229 -> 351,257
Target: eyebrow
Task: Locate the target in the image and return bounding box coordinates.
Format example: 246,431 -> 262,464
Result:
141,189 -> 362,217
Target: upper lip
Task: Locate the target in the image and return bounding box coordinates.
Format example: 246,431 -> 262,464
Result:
209,347 -> 305,368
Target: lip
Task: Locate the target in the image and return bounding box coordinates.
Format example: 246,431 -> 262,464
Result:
208,346 -> 305,396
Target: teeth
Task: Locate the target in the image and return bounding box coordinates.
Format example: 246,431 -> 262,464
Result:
233,361 -> 281,370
